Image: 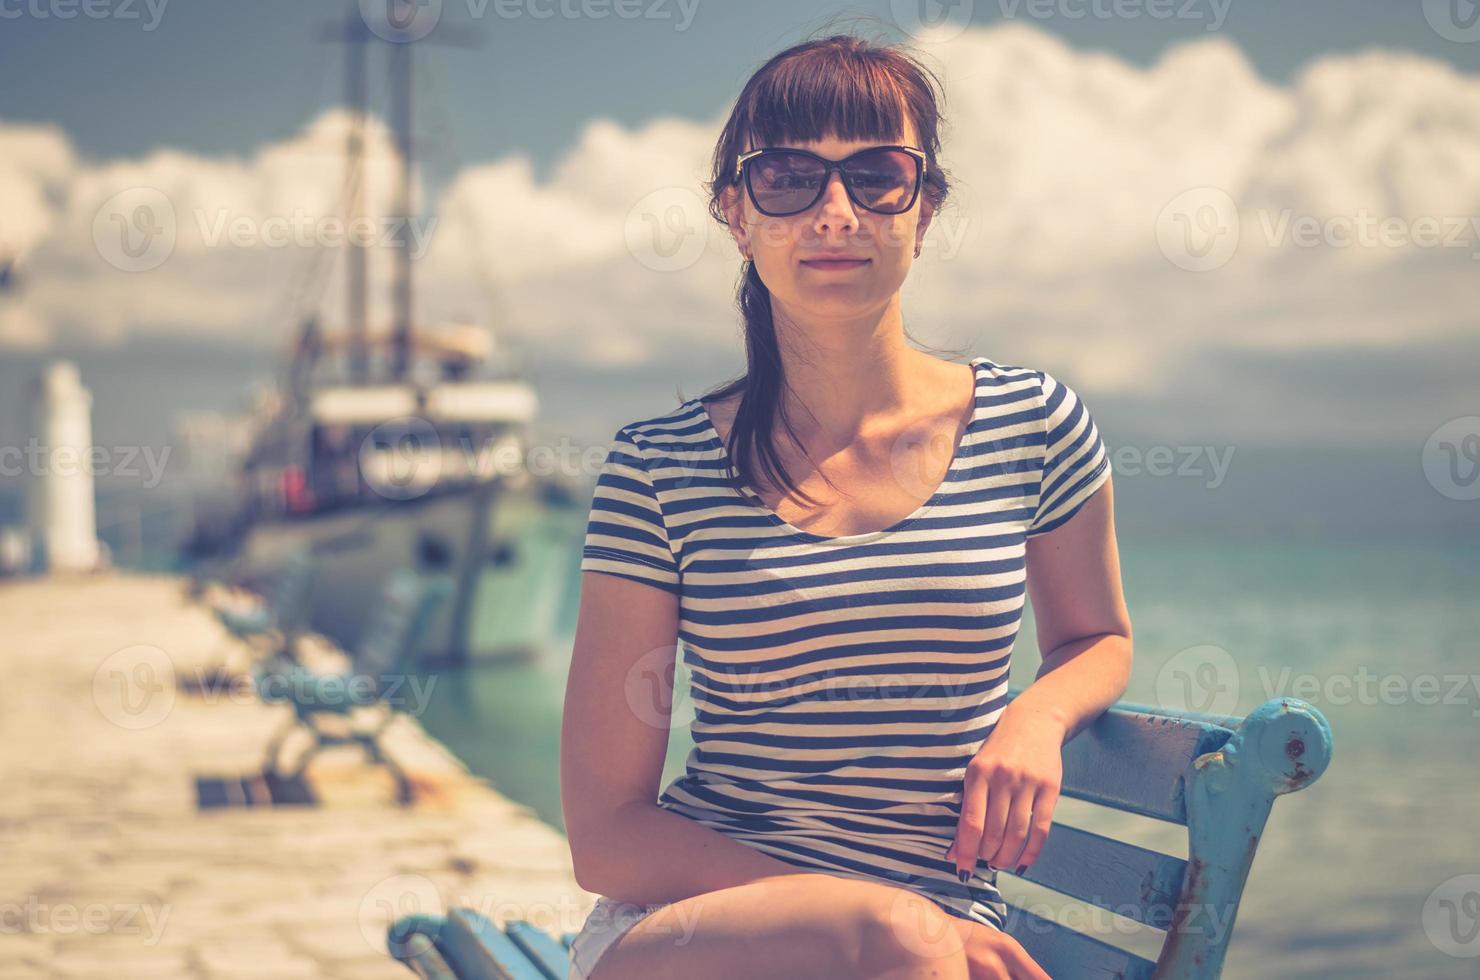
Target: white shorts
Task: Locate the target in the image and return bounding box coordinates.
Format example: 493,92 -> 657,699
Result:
567,895 -> 672,979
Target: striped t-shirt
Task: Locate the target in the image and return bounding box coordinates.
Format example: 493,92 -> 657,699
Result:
579,356 -> 1111,930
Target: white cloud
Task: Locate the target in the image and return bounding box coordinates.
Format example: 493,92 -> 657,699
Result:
0,21 -> 1476,430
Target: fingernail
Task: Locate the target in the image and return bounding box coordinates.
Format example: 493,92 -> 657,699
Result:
956,869 -> 970,884
1015,865 -> 1028,876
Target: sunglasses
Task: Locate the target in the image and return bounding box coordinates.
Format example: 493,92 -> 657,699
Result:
733,145 -> 927,217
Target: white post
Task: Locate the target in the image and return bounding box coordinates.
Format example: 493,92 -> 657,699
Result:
26,361 -> 102,574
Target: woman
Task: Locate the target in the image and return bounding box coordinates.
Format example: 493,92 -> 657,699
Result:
561,32 -> 1133,980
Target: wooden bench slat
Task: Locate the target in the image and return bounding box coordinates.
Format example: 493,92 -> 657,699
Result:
504,920 -> 571,978
1005,903 -> 1156,980
1016,823 -> 1187,929
389,929 -> 458,980
1056,705 -> 1234,824
442,910 -> 555,980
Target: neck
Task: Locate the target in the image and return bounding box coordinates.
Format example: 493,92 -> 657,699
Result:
765,296 -> 950,447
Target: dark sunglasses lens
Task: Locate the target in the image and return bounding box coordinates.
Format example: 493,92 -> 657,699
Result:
749,151 -> 827,214
844,148 -> 918,213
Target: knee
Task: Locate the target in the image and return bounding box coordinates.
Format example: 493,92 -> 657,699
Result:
839,886 -> 969,978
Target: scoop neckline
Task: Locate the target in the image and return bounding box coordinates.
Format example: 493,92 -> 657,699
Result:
693,357 -> 985,545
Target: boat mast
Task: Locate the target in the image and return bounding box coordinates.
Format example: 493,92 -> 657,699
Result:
344,9 -> 369,383
390,39 -> 414,382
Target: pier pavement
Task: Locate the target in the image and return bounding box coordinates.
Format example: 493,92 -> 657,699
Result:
0,571 -> 592,978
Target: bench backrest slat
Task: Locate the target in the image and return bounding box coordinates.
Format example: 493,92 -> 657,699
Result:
1055,706 -> 1235,824
443,910 -> 555,980
1007,903 -> 1156,980
503,920 -> 570,978
1016,822 -> 1187,930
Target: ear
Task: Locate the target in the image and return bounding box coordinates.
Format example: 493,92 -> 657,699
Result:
719,182 -> 751,257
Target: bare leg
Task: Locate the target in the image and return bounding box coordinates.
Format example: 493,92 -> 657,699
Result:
587,872 -> 971,980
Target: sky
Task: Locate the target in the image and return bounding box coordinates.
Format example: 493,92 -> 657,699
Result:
1,0 -> 1478,480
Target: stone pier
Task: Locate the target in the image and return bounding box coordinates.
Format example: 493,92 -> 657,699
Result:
0,572 -> 593,978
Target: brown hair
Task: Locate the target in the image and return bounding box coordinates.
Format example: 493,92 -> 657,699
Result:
693,30 -> 960,508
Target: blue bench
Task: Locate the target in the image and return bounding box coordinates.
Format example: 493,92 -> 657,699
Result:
386,693 -> 1333,979
181,547 -> 319,694
255,564 -> 452,804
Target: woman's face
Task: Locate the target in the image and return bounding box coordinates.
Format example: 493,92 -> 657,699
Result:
721,116 -> 934,323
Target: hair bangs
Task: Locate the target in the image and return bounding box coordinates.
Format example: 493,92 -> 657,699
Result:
741,47 -> 911,150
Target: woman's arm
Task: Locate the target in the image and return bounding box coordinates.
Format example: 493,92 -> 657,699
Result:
1009,477 -> 1133,741
946,479 -> 1133,879
561,570 -> 806,906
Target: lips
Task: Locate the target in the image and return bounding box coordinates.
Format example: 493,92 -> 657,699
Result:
801,257 -> 870,269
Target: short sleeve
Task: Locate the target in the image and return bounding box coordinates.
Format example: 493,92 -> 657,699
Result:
1026,370 -> 1111,537
580,427 -> 682,594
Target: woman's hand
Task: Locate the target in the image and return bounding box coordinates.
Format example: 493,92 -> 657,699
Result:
947,915 -> 1052,980
945,707 -> 1065,878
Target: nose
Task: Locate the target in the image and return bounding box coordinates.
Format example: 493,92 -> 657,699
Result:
812,170 -> 858,232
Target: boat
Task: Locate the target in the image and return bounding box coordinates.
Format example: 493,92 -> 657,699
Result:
181,6 -> 587,664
